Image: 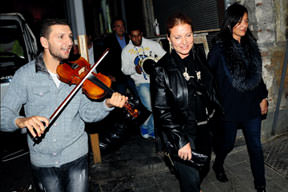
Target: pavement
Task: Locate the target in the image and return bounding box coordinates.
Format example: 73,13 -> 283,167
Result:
1,130 -> 288,192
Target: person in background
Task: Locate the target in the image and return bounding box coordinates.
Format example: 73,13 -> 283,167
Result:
207,3 -> 268,192
0,18 -> 127,192
68,34 -> 95,64
121,25 -> 166,139
68,39 -> 80,61
87,34 -> 95,65
98,18 -> 138,97
150,13 -> 219,192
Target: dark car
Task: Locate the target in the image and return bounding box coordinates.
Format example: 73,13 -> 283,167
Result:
0,12 -> 38,90
0,12 -> 38,162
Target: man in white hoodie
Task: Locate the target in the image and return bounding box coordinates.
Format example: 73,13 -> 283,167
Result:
121,25 -> 166,139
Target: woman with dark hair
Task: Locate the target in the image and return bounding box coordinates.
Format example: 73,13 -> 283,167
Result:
150,13 -> 220,192
207,3 -> 268,192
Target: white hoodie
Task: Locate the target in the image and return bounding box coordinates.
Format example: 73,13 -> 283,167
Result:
121,37 -> 166,85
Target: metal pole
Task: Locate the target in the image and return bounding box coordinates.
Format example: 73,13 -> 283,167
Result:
66,0 -> 77,41
71,0 -> 88,61
66,0 -> 102,163
142,0 -> 154,37
120,0 -> 127,30
271,40 -> 288,135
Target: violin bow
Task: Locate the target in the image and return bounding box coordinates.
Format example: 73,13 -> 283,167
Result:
33,48 -> 109,145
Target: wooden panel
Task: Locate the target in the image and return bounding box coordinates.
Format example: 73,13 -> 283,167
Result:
90,133 -> 102,163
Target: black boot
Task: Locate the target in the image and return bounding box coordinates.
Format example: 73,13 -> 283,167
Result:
256,189 -> 266,192
212,163 -> 228,182
255,185 -> 266,192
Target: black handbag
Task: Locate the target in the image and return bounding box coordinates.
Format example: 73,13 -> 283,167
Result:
170,151 -> 208,167
162,133 -> 208,167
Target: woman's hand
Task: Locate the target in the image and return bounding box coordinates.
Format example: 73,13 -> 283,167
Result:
15,116 -> 49,138
105,92 -> 128,108
259,98 -> 268,115
178,142 -> 192,160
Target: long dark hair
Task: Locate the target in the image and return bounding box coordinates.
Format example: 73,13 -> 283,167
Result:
214,3 -> 262,92
219,3 -> 255,42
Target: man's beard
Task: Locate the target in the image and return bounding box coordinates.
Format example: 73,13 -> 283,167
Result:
132,39 -> 142,46
49,47 -> 69,61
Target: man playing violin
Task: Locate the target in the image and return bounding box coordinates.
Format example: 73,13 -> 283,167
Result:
0,18 -> 127,192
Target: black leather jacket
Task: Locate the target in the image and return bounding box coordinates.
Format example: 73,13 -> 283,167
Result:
150,48 -> 220,154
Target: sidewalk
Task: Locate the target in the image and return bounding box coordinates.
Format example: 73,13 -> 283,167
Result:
89,132 -> 288,192
0,131 -> 287,192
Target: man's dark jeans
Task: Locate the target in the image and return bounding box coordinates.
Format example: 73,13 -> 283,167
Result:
31,155 -> 88,192
214,117 -> 266,187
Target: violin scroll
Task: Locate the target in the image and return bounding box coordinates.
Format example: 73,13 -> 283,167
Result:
124,102 -> 138,118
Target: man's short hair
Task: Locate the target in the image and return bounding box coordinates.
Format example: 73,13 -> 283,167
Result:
128,24 -> 143,35
40,18 -> 69,38
111,17 -> 125,28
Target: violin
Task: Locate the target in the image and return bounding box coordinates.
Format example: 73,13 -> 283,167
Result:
56,53 -> 139,118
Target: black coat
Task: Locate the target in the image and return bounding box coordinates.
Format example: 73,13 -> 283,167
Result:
97,33 -> 129,82
150,48 -> 220,154
207,36 -> 268,121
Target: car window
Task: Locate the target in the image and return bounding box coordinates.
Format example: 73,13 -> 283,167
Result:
0,19 -> 28,82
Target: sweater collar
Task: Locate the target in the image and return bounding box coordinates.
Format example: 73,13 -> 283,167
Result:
35,53 -> 49,73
